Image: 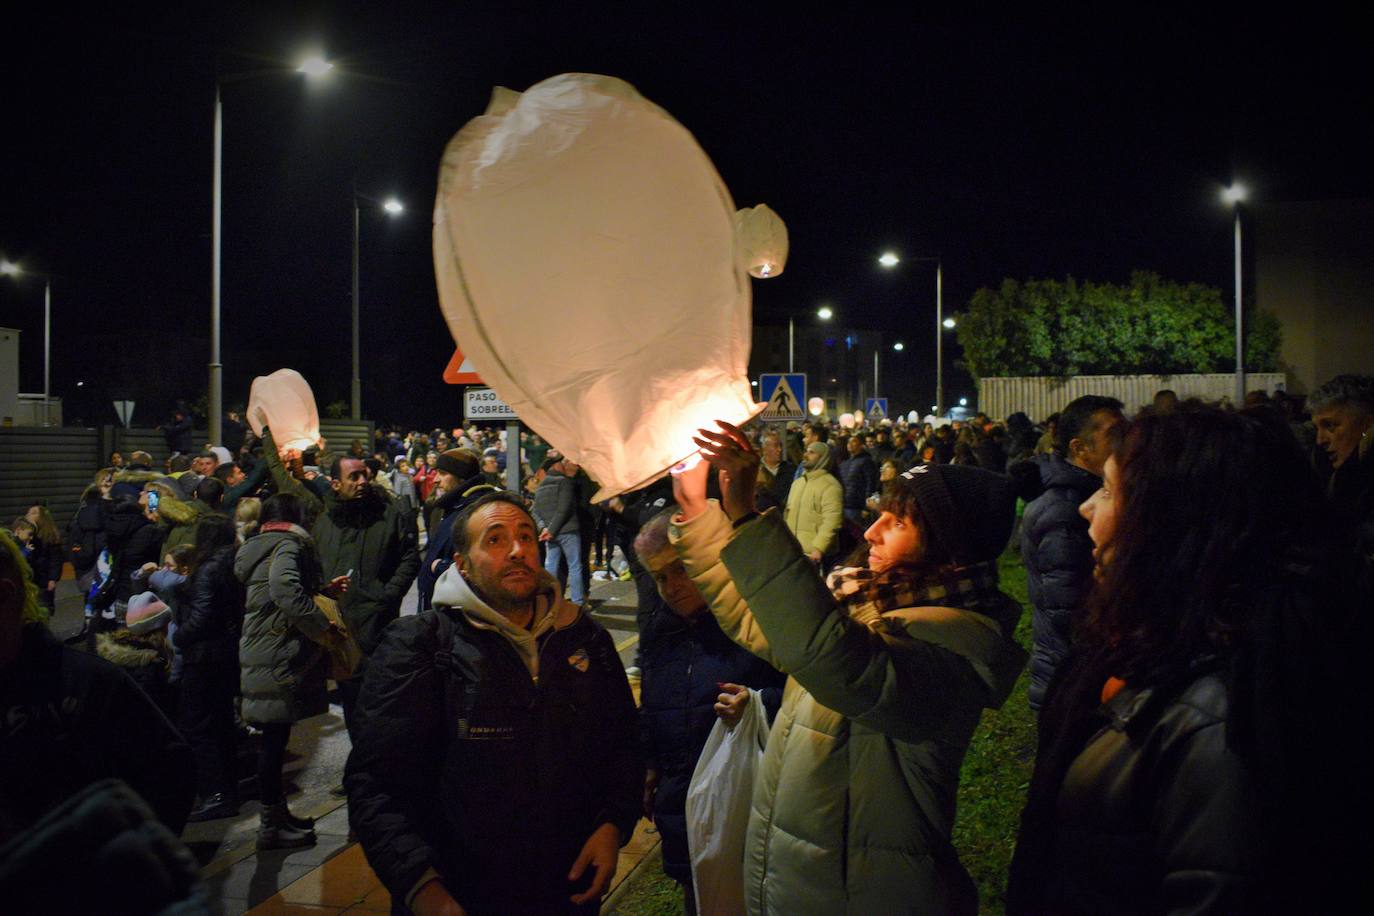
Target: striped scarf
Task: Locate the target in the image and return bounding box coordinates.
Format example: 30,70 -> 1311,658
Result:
826,560 -> 1002,630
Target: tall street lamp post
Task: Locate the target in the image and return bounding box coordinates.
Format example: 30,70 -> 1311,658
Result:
352,193 -> 405,420
878,252 -> 945,415
210,54 -> 333,447
1222,183 -> 1246,405
1,260 -> 53,426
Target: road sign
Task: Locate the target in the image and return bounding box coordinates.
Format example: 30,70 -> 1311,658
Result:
464,388 -> 518,420
112,400 -> 135,427
866,398 -> 889,421
443,346 -> 484,384
759,373 -> 806,420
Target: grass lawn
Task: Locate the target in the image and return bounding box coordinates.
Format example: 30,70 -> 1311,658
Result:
608,547 -> 1036,916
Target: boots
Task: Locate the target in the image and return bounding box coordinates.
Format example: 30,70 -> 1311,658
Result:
284,808 -> 315,831
257,803 -> 316,850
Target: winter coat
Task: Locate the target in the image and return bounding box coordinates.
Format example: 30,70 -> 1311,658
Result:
103,500 -> 165,603
1008,652 -> 1268,915
1020,454 -> 1101,710
783,466 -> 844,558
762,459 -> 796,512
671,504 -> 1026,916
66,500 -> 106,574
160,495 -> 211,555
639,610 -> 785,883
95,630 -> 176,718
175,544 -> 244,657
532,469 -> 580,536
0,623 -> 194,835
234,525 -> 333,724
162,414 -> 193,454
839,452 -> 879,512
344,566 -> 642,915
25,537 -> 64,590
310,491 -> 420,657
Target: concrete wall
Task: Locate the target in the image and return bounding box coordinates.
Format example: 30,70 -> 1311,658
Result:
1255,200 -> 1374,394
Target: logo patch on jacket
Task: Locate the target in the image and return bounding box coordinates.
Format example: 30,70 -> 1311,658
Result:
567,648 -> 590,673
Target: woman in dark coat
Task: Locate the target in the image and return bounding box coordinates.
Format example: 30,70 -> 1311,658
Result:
234,493 -> 349,849
1008,402 -> 1357,915
177,513 -> 245,822
23,505 -> 64,614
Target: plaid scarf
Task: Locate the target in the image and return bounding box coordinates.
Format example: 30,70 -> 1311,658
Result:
826,560 -> 1003,630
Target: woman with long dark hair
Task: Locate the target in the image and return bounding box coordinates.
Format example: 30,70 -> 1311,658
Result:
670,421 -> 1027,915
23,505 -> 63,614
1007,401 -> 1355,914
178,513 -> 245,822
235,492 -> 349,848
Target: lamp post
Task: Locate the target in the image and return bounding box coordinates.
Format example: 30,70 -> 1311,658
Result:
789,304 -> 834,373
352,193 -> 405,420
1222,183 -> 1246,405
209,54 -> 333,447
879,253 -> 945,414
1,260 -> 53,426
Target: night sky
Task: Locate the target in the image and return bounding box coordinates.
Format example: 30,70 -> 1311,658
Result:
2,7 -> 1368,428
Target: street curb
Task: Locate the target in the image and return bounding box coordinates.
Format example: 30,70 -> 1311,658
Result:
603,837 -> 663,913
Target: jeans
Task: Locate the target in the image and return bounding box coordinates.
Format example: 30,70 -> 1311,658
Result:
544,531 -> 586,605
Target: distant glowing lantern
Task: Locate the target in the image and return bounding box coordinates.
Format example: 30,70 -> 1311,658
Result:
808,396 -> 824,417
907,410 -> 919,423
840,412 -> 856,429
854,409 -> 865,425
434,73 -> 776,499
247,369 -> 321,451
735,204 -> 788,279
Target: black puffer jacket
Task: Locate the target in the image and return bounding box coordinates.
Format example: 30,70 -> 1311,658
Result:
103,500 -> 165,603
639,610 -> 785,883
0,624 -> 194,837
66,499 -> 107,574
1020,454 -> 1100,710
345,591 -> 641,914
839,451 -> 879,512
175,544 -> 244,655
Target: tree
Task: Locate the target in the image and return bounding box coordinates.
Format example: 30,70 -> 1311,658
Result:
954,271 -> 1282,380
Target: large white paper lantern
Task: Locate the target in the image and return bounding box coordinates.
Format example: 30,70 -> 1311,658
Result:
840,412 -> 856,429
434,73 -> 774,499
735,204 -> 788,279
247,369 -> 321,452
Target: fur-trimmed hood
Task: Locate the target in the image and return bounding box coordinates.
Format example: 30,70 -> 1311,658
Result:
95,630 -> 172,672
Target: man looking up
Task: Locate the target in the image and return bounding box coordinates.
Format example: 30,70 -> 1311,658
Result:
345,492 -> 641,915
1019,394 -> 1124,712
784,440 -> 844,565
759,429 -> 795,509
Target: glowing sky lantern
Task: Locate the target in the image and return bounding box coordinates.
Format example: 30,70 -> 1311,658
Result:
433,74 -> 781,498
840,412 -> 856,429
247,369 -> 321,451
808,396 -> 825,417
735,204 -> 789,279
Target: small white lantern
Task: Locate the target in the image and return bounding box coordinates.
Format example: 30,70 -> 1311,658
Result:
247,369 -> 321,452
734,204 -> 788,279
807,396 -> 824,417
840,412 -> 856,429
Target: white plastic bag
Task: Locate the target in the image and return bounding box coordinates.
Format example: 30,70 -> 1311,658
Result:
685,689 -> 768,916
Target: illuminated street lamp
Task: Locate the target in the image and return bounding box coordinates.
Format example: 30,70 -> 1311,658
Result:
943,317 -> 956,329
878,253 -> 946,414
892,341 -> 904,351
209,53 -> 332,446
1222,183 -> 1247,405
1,260 -> 53,426
790,304 -> 835,372
878,251 -> 900,268
353,191 -> 406,419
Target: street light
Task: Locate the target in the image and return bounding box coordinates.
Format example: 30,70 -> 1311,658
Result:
789,305 -> 835,372
352,191 -> 406,419
892,341 -> 904,351
942,317 -> 956,330
878,253 -> 946,414
209,54 -> 332,447
1222,182 -> 1247,405
1,260 -> 53,426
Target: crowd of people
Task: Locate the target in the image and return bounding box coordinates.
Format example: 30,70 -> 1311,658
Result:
2,373 -> 1370,914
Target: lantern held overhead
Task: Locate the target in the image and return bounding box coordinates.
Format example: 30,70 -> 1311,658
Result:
433,73 -> 779,498
247,369 -> 321,452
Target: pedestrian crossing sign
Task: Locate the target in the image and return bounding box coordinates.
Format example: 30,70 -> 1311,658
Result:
866,398 -> 888,420
759,373 -> 807,420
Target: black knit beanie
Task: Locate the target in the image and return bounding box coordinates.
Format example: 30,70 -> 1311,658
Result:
434,448 -> 481,480
896,464 -> 1015,565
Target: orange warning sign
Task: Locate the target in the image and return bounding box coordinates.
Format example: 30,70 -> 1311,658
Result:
443,346 -> 484,385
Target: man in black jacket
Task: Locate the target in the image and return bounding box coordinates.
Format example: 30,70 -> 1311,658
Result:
416,448 -> 500,612
344,492 -> 641,915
